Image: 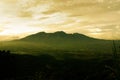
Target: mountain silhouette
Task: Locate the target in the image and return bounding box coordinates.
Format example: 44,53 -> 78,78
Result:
15,31 -> 113,52
0,31 -> 119,54
20,31 -> 97,42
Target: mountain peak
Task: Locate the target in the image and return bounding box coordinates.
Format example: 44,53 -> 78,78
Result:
54,31 -> 66,34
36,32 -> 46,35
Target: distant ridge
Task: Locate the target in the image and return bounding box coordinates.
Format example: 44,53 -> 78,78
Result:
1,31 -> 120,54
20,31 -> 98,41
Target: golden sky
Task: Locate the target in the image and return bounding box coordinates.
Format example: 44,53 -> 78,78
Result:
0,0 -> 120,40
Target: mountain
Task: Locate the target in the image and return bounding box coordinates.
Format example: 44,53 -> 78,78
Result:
17,31 -> 114,52
0,31 -> 120,54
20,31 -> 97,42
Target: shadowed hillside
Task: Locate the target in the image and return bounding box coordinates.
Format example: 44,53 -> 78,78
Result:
20,31 -> 97,41
0,51 -> 119,80
0,50 -> 15,80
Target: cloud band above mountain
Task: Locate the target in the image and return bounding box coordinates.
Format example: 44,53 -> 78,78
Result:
0,0 -> 120,40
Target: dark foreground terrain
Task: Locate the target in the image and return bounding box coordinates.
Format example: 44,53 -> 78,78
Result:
0,50 -> 120,80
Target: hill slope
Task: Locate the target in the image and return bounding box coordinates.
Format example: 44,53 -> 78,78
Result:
0,31 -> 119,54
20,31 -> 97,41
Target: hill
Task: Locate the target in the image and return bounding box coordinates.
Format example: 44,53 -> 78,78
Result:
20,31 -> 97,41
0,31 -> 119,55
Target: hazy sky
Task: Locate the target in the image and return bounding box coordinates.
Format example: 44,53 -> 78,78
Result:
0,0 -> 120,40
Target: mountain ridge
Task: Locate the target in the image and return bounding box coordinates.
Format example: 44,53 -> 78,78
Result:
20,31 -> 102,41
0,31 -> 119,54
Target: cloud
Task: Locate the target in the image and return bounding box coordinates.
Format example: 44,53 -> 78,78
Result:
0,0 -> 120,40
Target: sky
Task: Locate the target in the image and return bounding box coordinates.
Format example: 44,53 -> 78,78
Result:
0,0 -> 120,41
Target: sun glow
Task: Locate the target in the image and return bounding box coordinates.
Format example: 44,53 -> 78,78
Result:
90,28 -> 102,33
0,0 -> 120,40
